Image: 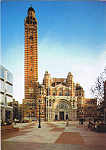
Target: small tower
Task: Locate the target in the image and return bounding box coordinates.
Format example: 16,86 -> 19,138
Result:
75,83 -> 84,97
66,72 -> 75,96
43,71 -> 51,89
66,72 -> 73,86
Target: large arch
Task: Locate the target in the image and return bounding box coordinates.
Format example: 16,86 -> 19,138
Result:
46,96 -> 77,121
53,99 -> 72,121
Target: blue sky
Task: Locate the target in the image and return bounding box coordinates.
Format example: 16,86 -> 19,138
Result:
1,1 -> 106,103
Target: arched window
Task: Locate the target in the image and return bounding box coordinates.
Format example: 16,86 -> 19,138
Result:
53,92 -> 55,96
59,92 -> 62,96
47,88 -> 50,96
47,100 -> 48,106
49,100 -> 51,107
29,35 -> 33,40
56,103 -> 69,110
65,92 -> 69,96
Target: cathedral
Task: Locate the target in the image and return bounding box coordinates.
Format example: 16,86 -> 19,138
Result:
43,71 -> 84,121
23,7 -> 96,121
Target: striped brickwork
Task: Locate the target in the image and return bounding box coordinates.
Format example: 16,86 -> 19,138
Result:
23,7 -> 38,120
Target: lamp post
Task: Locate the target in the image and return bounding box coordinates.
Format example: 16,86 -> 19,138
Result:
38,99 -> 41,128
38,84 -> 42,128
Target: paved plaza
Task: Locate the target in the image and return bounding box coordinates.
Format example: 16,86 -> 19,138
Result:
1,121 -> 106,150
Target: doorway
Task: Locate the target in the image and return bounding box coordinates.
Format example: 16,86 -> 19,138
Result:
5,110 -> 11,122
59,112 -> 64,120
66,114 -> 68,120
55,114 -> 58,120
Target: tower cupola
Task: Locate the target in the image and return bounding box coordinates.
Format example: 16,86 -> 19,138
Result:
27,6 -> 35,18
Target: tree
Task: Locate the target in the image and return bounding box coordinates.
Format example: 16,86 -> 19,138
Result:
91,67 -> 106,104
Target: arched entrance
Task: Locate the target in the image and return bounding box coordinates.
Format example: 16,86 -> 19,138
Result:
55,114 -> 58,120
59,112 -> 64,120
54,100 -> 70,121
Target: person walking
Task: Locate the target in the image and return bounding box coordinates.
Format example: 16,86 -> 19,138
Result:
14,118 -> 16,125
66,119 -> 69,127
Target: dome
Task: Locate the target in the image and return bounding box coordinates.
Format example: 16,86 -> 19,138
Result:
68,72 -> 73,76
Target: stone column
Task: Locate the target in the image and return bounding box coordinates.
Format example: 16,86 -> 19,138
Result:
2,107 -> 5,123
64,110 -> 66,120
58,112 -> 59,120
74,110 -> 77,120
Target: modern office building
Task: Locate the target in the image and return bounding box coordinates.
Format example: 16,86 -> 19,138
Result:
0,65 -> 13,124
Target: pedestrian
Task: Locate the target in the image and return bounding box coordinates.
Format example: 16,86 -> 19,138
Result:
96,120 -> 100,129
79,118 -> 81,125
80,118 -> 83,125
66,119 -> 69,127
14,118 -> 16,125
88,119 -> 91,128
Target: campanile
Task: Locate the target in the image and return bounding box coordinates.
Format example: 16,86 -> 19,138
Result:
23,7 -> 38,120
24,7 -> 38,100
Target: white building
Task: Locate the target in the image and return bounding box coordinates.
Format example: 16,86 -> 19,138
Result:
0,65 -> 13,124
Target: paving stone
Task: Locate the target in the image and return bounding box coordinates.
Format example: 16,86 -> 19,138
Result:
2,121 -> 106,150
55,132 -> 84,145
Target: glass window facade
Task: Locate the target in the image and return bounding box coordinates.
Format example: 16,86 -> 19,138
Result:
6,96 -> 13,103
0,80 -> 5,93
6,83 -> 13,95
0,65 -> 5,79
0,65 -> 13,84
0,93 -> 5,105
0,65 -> 13,106
6,71 -> 13,84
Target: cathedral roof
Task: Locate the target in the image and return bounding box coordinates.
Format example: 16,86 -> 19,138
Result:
52,78 -> 65,83
55,83 -> 66,88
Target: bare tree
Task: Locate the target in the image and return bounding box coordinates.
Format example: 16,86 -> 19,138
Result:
91,67 -> 106,104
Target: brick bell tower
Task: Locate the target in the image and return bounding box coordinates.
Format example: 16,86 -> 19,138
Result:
23,7 -> 38,120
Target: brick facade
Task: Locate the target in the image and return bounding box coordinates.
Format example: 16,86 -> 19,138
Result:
23,7 -> 38,120
23,7 -> 97,121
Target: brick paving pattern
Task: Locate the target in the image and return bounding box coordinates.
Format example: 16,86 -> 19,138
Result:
1,121 -> 106,150
55,132 -> 84,144
50,127 -> 65,132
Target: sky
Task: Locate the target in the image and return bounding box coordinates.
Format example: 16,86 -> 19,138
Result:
1,1 -> 106,103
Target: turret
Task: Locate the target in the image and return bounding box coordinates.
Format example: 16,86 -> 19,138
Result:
66,72 -> 75,96
75,83 -> 84,97
66,72 -> 73,86
25,6 -> 37,25
43,71 -> 51,89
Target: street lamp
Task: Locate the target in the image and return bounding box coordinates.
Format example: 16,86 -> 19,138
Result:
38,84 -> 42,128
38,99 -> 41,128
